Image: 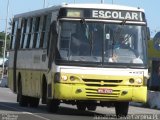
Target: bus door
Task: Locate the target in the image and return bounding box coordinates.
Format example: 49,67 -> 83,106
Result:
48,11 -> 58,70
48,21 -> 57,70
13,18 -> 22,92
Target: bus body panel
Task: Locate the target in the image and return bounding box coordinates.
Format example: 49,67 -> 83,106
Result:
8,49 -> 48,97
54,84 -> 147,102
51,66 -> 147,102
8,51 -> 15,91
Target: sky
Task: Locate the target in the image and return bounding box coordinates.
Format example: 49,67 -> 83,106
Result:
0,0 -> 159,37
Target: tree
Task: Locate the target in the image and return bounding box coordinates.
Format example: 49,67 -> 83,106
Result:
0,31 -> 10,57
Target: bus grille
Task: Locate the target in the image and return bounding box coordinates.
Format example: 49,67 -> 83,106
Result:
82,79 -> 123,87
85,88 -> 120,99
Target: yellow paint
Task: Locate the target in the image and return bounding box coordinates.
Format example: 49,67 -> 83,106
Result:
8,68 -> 147,103
8,68 -> 46,98
60,73 -> 144,86
54,83 -> 147,102
52,73 -> 147,103
132,87 -> 147,102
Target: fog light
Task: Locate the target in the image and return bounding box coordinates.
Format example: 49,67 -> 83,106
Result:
76,88 -> 82,93
121,90 -> 128,95
129,78 -> 134,84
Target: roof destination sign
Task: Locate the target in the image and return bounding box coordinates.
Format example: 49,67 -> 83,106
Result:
58,8 -> 145,22
92,10 -> 143,21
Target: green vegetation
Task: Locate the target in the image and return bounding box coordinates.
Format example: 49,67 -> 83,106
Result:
0,32 -> 10,57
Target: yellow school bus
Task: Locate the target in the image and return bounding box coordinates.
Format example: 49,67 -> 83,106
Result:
8,3 -> 150,117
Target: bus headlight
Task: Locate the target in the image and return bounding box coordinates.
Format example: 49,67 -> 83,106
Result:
61,75 -> 68,81
136,78 -> 142,84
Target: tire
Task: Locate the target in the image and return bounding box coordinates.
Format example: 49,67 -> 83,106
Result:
76,102 -> 86,111
47,99 -> 60,113
87,105 -> 97,111
29,97 -> 39,108
17,81 -> 28,107
42,78 -> 47,104
115,102 -> 129,117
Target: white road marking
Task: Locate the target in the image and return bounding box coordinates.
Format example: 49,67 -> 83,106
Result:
22,112 -> 51,120
0,103 -> 51,120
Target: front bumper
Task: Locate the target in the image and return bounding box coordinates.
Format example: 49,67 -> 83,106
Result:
54,83 -> 147,103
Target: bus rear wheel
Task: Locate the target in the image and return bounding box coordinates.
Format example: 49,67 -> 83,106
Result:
18,94 -> 28,107
47,99 -> 60,113
115,102 -> 129,117
29,97 -> 39,108
17,82 -> 28,107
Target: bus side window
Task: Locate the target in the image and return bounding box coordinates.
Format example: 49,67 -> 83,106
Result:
33,17 -> 40,48
19,19 -> 27,49
43,14 -> 51,49
26,18 -> 33,48
23,18 -> 30,49
10,20 -> 15,49
39,15 -> 47,48
29,17 -> 40,48
36,16 -> 43,48
29,18 -> 36,48
10,20 -> 18,49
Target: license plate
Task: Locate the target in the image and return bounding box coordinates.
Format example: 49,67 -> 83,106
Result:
97,88 -> 113,94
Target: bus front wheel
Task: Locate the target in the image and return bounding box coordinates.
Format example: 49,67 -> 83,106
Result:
115,102 -> 129,117
76,102 -> 86,111
47,99 -> 60,113
87,105 -> 97,111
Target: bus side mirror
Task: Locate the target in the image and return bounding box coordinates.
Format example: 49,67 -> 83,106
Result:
147,27 -> 150,40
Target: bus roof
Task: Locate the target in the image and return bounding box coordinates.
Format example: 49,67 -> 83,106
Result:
62,3 -> 144,12
14,3 -> 144,19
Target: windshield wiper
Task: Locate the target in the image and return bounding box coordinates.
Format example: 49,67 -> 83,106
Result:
80,18 -> 89,39
80,18 -> 93,55
80,18 -> 87,27
120,19 -> 126,25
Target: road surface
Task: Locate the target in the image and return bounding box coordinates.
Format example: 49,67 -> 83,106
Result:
0,87 -> 160,120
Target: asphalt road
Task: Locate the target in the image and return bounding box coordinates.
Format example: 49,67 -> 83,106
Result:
0,87 -> 160,120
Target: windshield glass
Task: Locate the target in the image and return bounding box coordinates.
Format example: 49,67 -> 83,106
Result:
56,20 -> 147,67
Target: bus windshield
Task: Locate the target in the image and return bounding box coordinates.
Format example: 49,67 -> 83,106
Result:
56,20 -> 147,67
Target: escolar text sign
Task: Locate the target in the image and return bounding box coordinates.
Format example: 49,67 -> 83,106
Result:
92,10 -> 142,21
